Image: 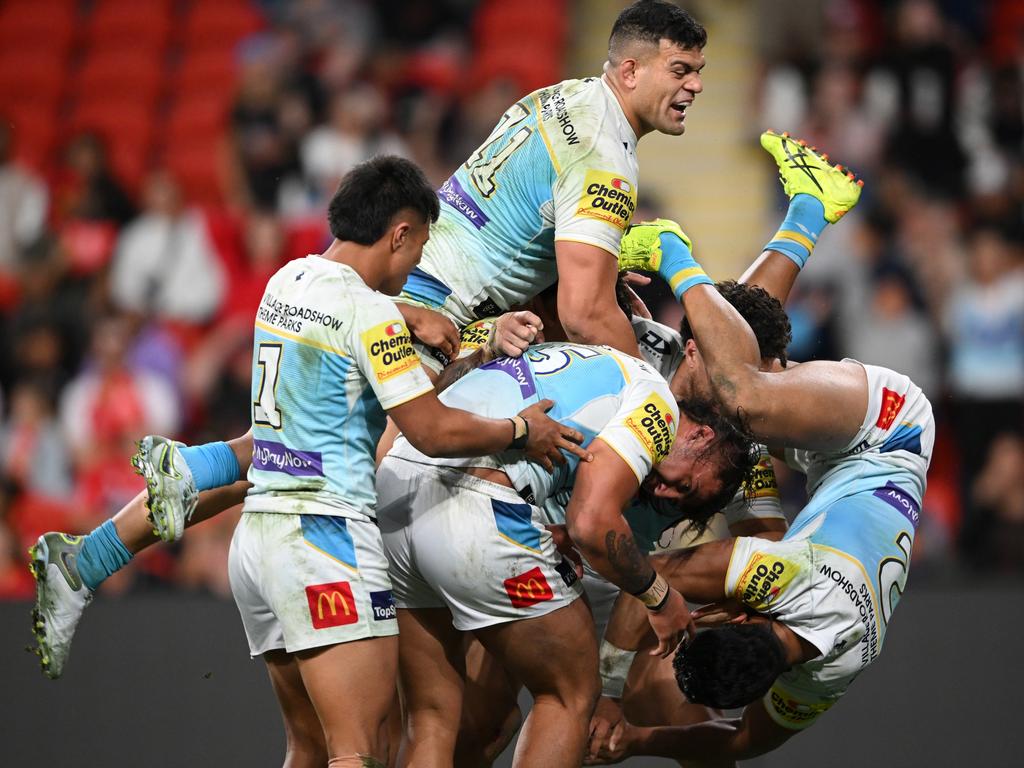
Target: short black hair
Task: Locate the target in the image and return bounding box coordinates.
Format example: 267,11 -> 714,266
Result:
673,624 -> 788,709
609,1 -> 707,63
681,281 -> 792,367
327,155 -> 440,245
672,398 -> 758,534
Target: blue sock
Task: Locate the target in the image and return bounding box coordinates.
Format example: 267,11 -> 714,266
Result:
78,520 -> 133,591
179,441 -> 241,491
764,193 -> 828,268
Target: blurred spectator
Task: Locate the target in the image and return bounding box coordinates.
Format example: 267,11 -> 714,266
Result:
846,268 -> 940,400
51,133 -> 135,227
945,223 -> 1024,512
0,122 -> 48,297
963,433 -> 1024,572
301,83 -> 410,205
59,316 -> 180,469
109,170 -> 226,324
0,380 -> 73,500
0,518 -> 34,600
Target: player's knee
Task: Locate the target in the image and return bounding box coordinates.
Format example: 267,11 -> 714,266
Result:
283,731 -> 327,768
327,754 -> 386,768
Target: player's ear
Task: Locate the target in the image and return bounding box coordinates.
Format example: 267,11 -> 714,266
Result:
390,221 -> 411,252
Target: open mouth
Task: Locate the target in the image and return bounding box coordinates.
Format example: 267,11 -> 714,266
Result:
671,102 -> 690,118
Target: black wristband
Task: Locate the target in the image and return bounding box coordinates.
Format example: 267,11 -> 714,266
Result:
508,416 -> 529,450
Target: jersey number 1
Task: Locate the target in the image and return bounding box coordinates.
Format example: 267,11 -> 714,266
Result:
466,102 -> 531,198
254,342 -> 283,428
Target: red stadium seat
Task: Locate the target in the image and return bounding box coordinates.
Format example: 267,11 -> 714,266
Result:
182,3 -> 264,50
72,51 -> 166,103
2,106 -> 60,172
163,94 -> 231,145
163,140 -> 227,207
172,49 -> 240,101
69,99 -> 157,149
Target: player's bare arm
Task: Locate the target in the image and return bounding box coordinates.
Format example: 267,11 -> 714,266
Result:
566,439 -> 694,655
555,240 -> 641,356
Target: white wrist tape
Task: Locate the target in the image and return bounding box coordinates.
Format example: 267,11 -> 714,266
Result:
599,639 -> 637,698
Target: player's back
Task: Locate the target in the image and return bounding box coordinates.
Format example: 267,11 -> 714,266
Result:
390,343 -> 676,506
244,256 -> 428,519
405,78 -> 639,324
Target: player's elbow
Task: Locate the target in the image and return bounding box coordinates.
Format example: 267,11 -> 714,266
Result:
559,300 -> 617,345
566,509 -> 608,561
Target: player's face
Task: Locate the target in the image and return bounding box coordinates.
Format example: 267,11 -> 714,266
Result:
632,42 -> 704,136
643,431 -> 724,510
384,216 -> 430,294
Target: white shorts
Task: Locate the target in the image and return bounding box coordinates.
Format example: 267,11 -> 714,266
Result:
376,456 -> 584,631
228,511 -> 398,656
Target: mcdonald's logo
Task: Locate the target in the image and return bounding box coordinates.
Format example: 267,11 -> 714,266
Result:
305,581 -> 359,629
875,388 -> 906,431
503,567 -> 554,608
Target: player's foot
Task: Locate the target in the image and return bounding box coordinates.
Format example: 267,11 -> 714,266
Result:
618,218 -> 692,273
132,435 -> 198,543
760,130 -> 863,223
28,532 -> 94,679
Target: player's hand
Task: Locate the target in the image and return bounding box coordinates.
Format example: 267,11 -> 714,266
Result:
648,587 -> 696,657
620,280 -> 652,320
587,696 -> 625,763
692,598 -> 751,627
545,524 -> 583,580
488,310 -> 543,358
518,399 -> 592,472
585,714 -> 643,764
402,304 -> 460,360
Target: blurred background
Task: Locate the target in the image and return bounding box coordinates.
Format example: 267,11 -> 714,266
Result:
0,0 -> 1021,764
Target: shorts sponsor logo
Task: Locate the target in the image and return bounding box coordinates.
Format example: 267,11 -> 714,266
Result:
624,392 -> 675,463
361,320 -> 421,383
554,557 -> 579,588
575,170 -> 637,230
874,482 -> 920,529
875,388 -> 906,430
252,439 -> 323,477
504,567 -> 554,608
768,688 -> 832,726
481,356 -> 537,398
370,589 -> 396,621
745,455 -> 780,499
305,581 -> 358,629
439,177 -> 489,229
735,553 -> 796,610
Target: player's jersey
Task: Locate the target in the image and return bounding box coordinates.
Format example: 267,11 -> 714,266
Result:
632,316 -> 685,380
401,78 -> 639,326
389,343 -> 677,507
725,362 -> 933,730
244,256 -> 432,519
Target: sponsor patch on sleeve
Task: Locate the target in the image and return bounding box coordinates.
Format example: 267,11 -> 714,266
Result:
744,454 -> 780,500
574,170 -> 637,230
459,319 -> 494,352
623,392 -> 675,463
875,387 -> 906,430
765,685 -> 834,730
360,320 -> 421,384
734,552 -> 798,610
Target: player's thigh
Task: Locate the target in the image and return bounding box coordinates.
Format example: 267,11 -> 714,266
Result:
296,635 -> 398,753
396,606 -> 466,717
473,597 -> 598,703
263,648 -> 327,759
456,636 -> 523,764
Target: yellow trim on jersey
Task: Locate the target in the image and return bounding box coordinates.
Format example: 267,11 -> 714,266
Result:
553,234 -> 620,258
378,380 -> 434,412
605,350 -> 633,384
303,540 -> 360,575
724,539 -> 742,596
775,229 -> 816,252
255,320 -> 349,358
496,531 -> 542,554
532,94 -> 562,175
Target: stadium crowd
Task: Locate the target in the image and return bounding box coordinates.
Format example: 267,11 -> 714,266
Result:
0,0 -> 1022,603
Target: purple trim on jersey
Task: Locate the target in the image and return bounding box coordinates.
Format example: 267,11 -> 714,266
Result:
439,177 -> 489,230
873,482 -> 920,529
253,439 -> 324,477
482,357 -> 537,398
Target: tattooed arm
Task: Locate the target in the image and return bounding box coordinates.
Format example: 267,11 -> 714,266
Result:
566,439 -> 695,655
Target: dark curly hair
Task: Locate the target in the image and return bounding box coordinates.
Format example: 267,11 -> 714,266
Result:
673,624 -> 788,709
667,397 -> 759,535
680,281 -> 791,367
609,1 -> 708,63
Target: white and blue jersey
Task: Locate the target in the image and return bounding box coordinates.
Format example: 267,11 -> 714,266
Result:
400,77 -> 639,326
389,342 -> 677,506
243,256 -> 433,519
724,362 -> 934,730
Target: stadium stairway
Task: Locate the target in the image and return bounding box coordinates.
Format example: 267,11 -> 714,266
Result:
570,0 -> 771,279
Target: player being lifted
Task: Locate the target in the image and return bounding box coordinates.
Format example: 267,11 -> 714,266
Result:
586,133 -> 933,763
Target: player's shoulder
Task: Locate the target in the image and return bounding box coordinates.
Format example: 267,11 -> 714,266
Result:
535,78 -> 632,167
